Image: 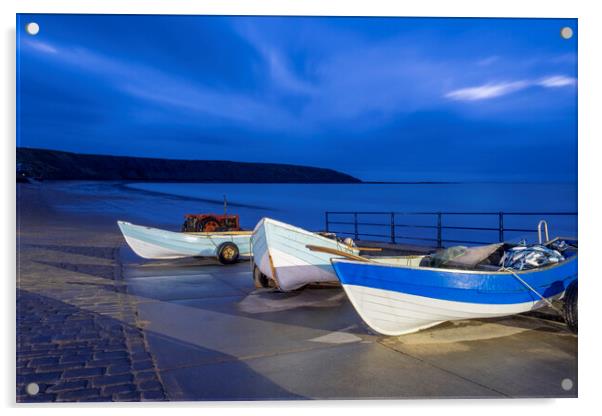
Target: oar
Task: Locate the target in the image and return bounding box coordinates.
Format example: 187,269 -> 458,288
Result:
356,246 -> 382,252
306,245 -> 373,262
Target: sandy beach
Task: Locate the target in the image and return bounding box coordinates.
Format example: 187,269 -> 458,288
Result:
16,181 -> 578,401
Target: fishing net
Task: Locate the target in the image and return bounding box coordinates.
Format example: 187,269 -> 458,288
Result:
427,243 -> 503,268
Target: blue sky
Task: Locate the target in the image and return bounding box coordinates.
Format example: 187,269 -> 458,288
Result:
17,15 -> 577,182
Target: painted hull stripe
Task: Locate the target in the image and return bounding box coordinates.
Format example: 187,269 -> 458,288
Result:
332,258 -> 577,305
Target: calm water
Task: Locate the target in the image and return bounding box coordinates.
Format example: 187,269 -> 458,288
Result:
121,182 -> 578,245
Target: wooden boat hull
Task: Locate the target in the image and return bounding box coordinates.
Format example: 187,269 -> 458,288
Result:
117,221 -> 251,260
251,218 -> 359,291
331,256 -> 578,336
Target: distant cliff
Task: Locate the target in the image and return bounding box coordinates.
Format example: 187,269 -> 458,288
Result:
16,147 -> 361,183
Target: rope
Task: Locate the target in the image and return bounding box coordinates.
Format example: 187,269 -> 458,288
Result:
499,266 -> 562,314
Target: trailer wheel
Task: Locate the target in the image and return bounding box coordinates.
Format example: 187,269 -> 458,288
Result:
253,265 -> 270,288
217,242 -> 239,265
563,280 -> 578,334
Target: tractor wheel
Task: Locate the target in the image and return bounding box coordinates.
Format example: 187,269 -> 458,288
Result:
217,242 -> 239,265
200,217 -> 221,232
563,280 -> 578,334
253,265 -> 270,288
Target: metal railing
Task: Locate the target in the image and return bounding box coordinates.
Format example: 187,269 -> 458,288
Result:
324,211 -> 577,248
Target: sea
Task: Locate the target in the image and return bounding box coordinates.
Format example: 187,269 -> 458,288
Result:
50,181 -> 578,247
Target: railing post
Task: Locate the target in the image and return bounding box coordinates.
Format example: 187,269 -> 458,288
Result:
390,212 -> 396,244
499,212 -> 504,242
354,213 -> 359,240
437,212 -> 442,248
325,212 -> 329,233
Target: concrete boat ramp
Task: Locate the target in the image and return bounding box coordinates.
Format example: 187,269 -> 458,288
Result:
120,250 -> 577,400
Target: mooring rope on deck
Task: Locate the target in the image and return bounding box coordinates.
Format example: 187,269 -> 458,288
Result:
499,266 -> 562,314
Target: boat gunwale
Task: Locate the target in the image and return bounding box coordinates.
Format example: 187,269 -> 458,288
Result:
331,252 -> 578,276
253,217 -> 360,253
185,231 -> 252,236
118,221 -> 252,238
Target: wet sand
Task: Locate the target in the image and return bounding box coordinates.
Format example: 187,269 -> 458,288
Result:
17,181 -> 578,401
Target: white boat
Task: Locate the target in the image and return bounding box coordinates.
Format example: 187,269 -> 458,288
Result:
251,218 -> 360,291
117,221 -> 252,264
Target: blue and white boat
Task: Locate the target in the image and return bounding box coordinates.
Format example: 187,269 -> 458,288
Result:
117,221 -> 252,264
251,218 -> 360,291
330,243 -> 578,336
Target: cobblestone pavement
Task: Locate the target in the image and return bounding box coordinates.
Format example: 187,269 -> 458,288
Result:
16,193 -> 167,402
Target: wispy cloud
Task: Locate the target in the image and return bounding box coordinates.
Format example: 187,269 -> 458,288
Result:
446,74 -> 576,102
21,38 -> 301,132
236,23 -> 317,97
477,56 -> 499,66
21,20 -> 578,137
17,15 -> 578,182
445,81 -> 528,101
23,39 -> 57,54
537,75 -> 577,88
261,47 -> 318,96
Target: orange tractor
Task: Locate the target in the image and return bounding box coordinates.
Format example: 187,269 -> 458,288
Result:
181,213 -> 242,232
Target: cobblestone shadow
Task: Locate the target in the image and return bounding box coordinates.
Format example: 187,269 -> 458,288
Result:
17,289 -> 165,402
